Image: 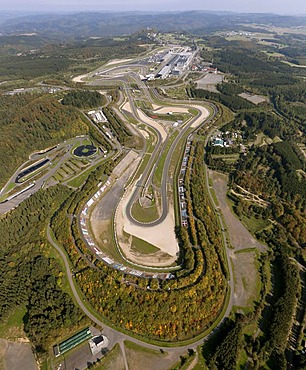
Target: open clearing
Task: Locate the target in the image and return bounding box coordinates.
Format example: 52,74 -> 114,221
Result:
209,171 -> 266,252
61,340 -> 106,370
196,73 -> 223,92
124,341 -> 181,370
122,101 -> 133,114
0,339 -> 37,370
232,250 -> 261,308
105,58 -> 133,66
239,92 -> 268,105
72,73 -> 91,83
209,170 -> 265,308
113,151 -> 139,177
281,60 -> 306,68
93,344 -> 125,370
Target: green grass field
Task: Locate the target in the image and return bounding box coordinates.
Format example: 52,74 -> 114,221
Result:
153,131 -> 179,187
239,214 -> 270,234
0,306 -> 26,340
131,201 -> 159,223
67,161 -> 104,188
131,235 -> 160,254
209,187 -> 220,207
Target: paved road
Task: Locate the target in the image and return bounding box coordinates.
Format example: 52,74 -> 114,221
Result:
122,78 -> 217,227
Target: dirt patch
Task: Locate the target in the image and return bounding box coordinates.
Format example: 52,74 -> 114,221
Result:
209,171 -> 266,252
154,106 -> 189,114
122,101 -> 132,114
125,342 -> 180,370
231,185 -> 269,207
232,250 -> 260,307
105,58 -> 133,66
239,92 -> 268,105
113,151 -> 139,177
190,105 -> 210,128
139,129 -> 149,139
196,73 -> 223,92
72,73 -> 90,83
91,219 -> 111,246
209,171 -> 264,308
89,156 -> 141,257
0,339 -> 37,370
97,343 -> 125,370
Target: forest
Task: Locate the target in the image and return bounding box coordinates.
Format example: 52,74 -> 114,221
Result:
194,32 -> 306,368
0,93 -> 89,188
1,11 -> 305,40
188,86 -> 255,112
103,107 -> 133,144
205,232 -> 301,369
0,36 -> 146,81
61,90 -> 106,108
0,186 -> 87,355
230,142 -> 306,246
199,34 -> 306,129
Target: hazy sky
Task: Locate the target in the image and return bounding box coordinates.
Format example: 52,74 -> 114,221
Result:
1,0 -> 306,15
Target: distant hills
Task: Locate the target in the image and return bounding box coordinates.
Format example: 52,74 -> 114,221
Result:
0,11 -> 305,40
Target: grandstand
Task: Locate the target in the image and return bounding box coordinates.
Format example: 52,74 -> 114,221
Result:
53,327 -> 92,357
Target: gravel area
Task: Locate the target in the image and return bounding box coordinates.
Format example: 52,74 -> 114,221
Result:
154,106 -> 189,114
115,177 -> 178,266
105,58 -> 133,66
209,170 -> 265,308
0,339 -> 37,370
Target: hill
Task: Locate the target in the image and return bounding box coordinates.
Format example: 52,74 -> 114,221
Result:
0,11 -> 305,40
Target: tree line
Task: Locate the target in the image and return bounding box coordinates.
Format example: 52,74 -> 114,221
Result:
0,186 -> 87,356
